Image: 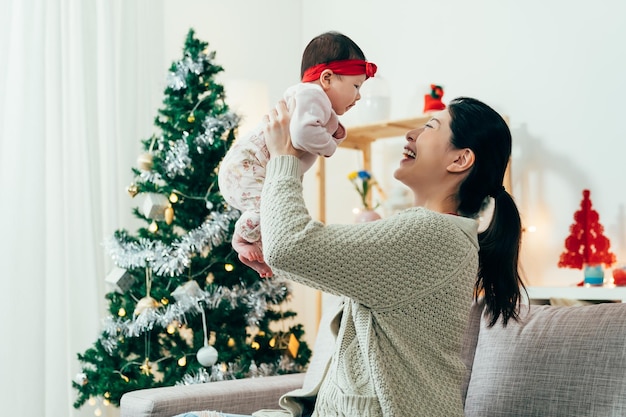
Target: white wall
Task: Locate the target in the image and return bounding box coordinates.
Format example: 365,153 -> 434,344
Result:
162,0 -> 626,337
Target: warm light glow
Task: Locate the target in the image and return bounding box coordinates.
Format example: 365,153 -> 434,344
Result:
103,392 -> 110,399
178,356 -> 187,366
269,337 -> 276,348
88,398 -> 97,406
251,341 -> 260,350
227,338 -> 235,347
118,308 -> 126,317
224,263 -> 234,272
352,207 -> 360,215
94,407 -> 102,416
102,399 -> 110,406
169,193 -> 179,203
149,221 -> 158,233
161,297 -> 169,305
167,324 -> 176,334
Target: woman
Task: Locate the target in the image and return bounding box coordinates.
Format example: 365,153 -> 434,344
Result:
255,97 -> 524,417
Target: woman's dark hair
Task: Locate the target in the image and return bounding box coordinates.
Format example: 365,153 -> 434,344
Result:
448,97 -> 526,327
300,31 -> 366,79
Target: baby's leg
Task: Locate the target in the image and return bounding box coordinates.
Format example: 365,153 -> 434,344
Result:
231,232 -> 273,278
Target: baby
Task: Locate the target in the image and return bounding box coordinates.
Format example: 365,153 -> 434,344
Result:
218,31 -> 377,277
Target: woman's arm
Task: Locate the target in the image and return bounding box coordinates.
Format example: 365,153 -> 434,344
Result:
261,103 -> 474,308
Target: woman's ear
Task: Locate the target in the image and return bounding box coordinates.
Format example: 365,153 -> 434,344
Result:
319,69 -> 334,91
447,148 -> 475,173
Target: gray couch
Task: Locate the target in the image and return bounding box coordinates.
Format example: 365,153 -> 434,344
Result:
121,299 -> 626,417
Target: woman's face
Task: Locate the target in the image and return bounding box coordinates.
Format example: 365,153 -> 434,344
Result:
393,109 -> 458,192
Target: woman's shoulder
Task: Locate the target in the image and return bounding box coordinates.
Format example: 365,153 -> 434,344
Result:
393,208 -> 478,245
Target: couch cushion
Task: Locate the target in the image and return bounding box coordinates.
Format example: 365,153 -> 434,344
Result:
459,299 -> 484,407
465,302 -> 626,417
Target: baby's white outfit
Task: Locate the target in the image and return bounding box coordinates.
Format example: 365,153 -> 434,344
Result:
218,83 -> 346,244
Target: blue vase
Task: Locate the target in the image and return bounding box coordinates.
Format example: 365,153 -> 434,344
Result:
584,264 -> 604,286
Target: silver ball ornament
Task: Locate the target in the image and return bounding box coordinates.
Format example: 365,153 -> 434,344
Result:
196,345 -> 218,367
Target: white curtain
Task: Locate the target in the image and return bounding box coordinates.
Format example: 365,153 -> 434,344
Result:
0,1 -> 164,416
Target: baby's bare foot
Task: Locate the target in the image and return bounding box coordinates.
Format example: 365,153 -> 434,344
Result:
238,254 -> 274,278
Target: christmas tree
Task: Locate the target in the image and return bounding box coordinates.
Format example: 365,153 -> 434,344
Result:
73,29 -> 311,409
558,189 -> 616,269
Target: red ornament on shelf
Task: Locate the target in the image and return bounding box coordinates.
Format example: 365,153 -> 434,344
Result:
558,189 -> 616,270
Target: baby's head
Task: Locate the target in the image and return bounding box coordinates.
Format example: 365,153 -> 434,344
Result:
300,31 -> 377,116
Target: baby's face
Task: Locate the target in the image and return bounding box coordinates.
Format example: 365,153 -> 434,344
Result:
326,74 -> 367,115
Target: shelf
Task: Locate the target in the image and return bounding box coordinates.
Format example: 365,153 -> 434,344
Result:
526,285 -> 626,303
340,116 -> 432,149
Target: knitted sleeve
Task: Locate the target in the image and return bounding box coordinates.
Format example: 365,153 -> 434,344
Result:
261,156 -> 476,310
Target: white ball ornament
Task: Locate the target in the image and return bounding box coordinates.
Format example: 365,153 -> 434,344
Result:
196,345 -> 218,367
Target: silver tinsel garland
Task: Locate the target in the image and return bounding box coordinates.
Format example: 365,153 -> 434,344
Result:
167,51 -> 216,91
105,209 -> 239,276
99,277 -> 291,354
164,135 -> 192,178
176,359 -> 294,386
195,113 -> 240,150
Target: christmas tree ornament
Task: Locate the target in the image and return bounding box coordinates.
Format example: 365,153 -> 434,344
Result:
269,332 -> 300,358
137,136 -> 158,171
172,280 -> 204,302
134,267 -> 160,316
117,307 -> 126,317
148,221 -> 158,233
142,193 -> 170,220
137,153 -> 154,171
74,372 -> 88,386
169,192 -> 179,203
423,84 -> 446,113
196,344 -> 218,367
187,113 -> 196,123
104,267 -> 136,293
127,183 -> 139,198
134,296 -> 159,316
140,358 -> 153,375
164,206 -> 174,225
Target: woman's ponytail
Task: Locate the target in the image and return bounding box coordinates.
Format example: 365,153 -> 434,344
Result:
448,97 -> 525,327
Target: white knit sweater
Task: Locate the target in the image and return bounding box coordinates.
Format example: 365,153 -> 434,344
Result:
258,155 -> 479,417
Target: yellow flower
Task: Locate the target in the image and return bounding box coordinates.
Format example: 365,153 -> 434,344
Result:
348,170 -> 380,210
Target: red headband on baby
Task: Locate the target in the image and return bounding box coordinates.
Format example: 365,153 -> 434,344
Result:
301,59 -> 378,82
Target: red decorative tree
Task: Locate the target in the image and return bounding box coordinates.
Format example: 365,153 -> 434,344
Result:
558,189 -> 616,270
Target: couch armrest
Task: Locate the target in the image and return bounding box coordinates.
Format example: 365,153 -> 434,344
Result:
120,373 -> 305,417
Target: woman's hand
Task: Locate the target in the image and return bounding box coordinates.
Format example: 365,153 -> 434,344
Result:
263,99 -> 304,158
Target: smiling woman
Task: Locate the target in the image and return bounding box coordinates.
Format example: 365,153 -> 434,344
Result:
252,96 -> 525,416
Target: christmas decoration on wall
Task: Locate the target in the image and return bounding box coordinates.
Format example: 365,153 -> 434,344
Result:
423,84 -> 446,113
73,29 -> 311,410
557,189 -> 616,285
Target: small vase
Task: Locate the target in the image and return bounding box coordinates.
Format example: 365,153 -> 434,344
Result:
583,264 -> 604,286
355,210 -> 381,223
